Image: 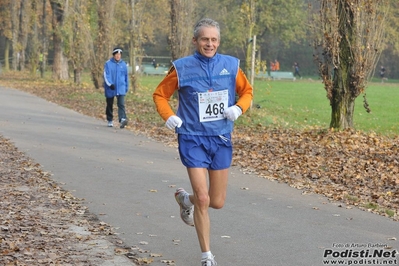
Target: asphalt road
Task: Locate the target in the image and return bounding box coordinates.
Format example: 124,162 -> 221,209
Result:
1,86 -> 398,266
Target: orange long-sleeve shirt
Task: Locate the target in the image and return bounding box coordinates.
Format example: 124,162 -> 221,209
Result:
153,67 -> 253,121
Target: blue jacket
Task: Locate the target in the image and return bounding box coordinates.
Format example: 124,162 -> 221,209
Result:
103,58 -> 129,98
173,52 -> 239,136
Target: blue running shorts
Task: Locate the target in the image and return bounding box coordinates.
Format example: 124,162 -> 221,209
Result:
178,133 -> 233,170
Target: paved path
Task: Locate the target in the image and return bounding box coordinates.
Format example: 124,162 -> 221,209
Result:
0,86 -> 398,266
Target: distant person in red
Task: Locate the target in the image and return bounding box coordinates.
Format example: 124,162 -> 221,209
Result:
270,61 -> 276,71
274,59 -> 280,71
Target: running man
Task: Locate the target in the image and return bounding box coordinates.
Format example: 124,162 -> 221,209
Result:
153,18 -> 253,266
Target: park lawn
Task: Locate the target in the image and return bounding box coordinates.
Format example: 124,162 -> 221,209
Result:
138,76 -> 399,136
2,71 -> 396,137
355,82 -> 399,135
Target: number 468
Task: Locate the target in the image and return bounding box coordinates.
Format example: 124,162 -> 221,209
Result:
205,103 -> 225,116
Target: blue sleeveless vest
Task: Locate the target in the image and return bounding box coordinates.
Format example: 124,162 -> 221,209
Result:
173,52 -> 239,136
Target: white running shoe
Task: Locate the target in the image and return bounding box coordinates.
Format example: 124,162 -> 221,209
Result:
107,121 -> 113,127
201,255 -> 217,266
174,188 -> 194,226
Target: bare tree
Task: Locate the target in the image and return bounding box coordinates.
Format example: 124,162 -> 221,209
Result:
40,0 -> 48,78
0,0 -> 13,71
241,0 -> 257,74
128,0 -> 140,92
64,0 -> 91,84
313,0 -> 388,130
167,0 -> 194,99
168,0 -> 195,61
17,0 -> 29,72
11,0 -> 20,70
28,0 -> 40,75
90,0 -> 116,90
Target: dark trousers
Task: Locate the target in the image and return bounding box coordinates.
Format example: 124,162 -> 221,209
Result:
106,95 -> 126,122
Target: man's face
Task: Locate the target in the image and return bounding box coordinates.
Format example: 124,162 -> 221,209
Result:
113,52 -> 122,61
193,26 -> 220,58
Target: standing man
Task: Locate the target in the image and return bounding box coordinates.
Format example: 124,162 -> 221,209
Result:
103,47 -> 129,128
153,18 -> 253,266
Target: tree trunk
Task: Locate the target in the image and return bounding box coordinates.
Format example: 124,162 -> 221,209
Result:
168,0 -> 194,60
169,0 -> 178,61
168,0 -> 194,98
129,0 -> 139,93
90,0 -> 116,89
50,0 -> 69,80
74,69 -> 82,84
17,0 -> 29,72
242,0 -> 256,75
29,0 -> 40,75
330,69 -> 355,129
4,38 -> 10,71
40,0 -> 47,78
70,0 -> 86,85
52,31 -> 69,80
129,38 -> 139,93
11,0 -> 19,71
329,0 -> 355,130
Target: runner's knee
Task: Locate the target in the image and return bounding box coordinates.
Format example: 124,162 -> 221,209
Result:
194,192 -> 210,209
210,196 -> 225,209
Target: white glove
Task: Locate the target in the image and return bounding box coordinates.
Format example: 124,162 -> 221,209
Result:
223,105 -> 242,121
165,115 -> 183,130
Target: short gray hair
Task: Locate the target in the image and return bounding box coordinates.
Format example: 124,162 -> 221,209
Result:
193,18 -> 220,40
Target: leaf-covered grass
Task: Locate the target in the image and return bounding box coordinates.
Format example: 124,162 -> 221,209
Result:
0,71 -> 398,221
0,136 -> 119,265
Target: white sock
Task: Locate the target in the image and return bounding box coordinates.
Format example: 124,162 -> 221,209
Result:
183,194 -> 193,207
202,251 -> 212,259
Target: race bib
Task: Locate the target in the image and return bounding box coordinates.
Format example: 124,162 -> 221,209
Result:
198,90 -> 228,122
